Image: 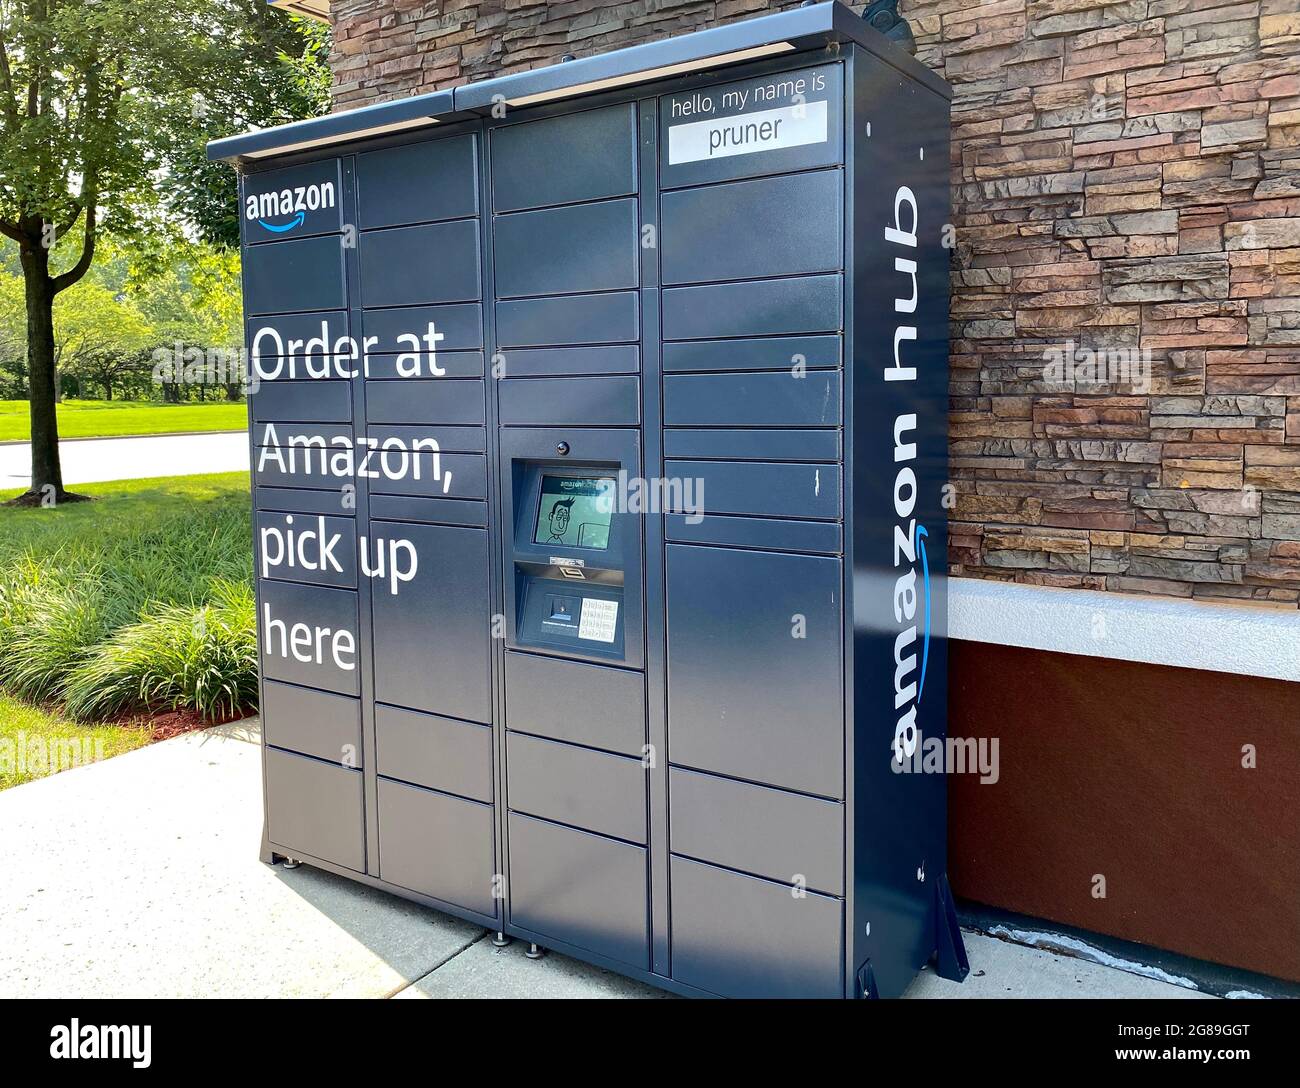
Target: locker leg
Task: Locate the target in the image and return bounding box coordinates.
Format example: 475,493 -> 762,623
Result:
525,943 -> 545,960
281,858 -> 303,870
492,931 -> 511,948
935,873 -> 970,982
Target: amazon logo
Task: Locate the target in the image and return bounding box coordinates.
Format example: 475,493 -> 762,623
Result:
244,180 -> 336,235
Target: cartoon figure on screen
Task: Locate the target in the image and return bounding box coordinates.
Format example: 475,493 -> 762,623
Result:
545,496 -> 576,544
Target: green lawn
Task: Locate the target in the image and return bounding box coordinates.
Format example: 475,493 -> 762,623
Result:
0,399 -> 247,441
0,694 -> 150,790
0,472 -> 256,727
0,471 -> 251,559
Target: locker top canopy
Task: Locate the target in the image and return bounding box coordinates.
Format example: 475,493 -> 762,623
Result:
207,1 -> 950,165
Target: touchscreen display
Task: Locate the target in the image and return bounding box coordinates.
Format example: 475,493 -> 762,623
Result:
534,475 -> 615,550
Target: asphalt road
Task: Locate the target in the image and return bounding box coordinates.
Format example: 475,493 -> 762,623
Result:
0,431 -> 249,489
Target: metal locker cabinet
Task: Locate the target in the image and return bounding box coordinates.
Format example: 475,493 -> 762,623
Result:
495,292 -> 640,348
669,766 -> 843,895
241,159 -> 344,243
669,856 -> 844,999
493,200 -> 640,298
490,103 -> 637,212
504,652 -> 646,756
507,732 -> 648,844
248,380 -> 352,425
367,452 -> 488,502
498,376 -> 641,428
212,1 -> 961,999
660,170 -> 843,285
665,460 -> 841,521
361,303 -> 484,354
246,309 -> 349,371
365,380 -> 487,427
503,345 -> 640,378
661,274 -> 843,341
507,813 -> 650,970
662,427 -> 840,462
254,512 -> 358,589
655,61 -> 845,189
662,334 -> 841,373
662,371 -> 841,428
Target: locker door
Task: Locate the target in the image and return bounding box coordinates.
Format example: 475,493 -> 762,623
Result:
370,521 -> 492,725
666,544 -> 843,799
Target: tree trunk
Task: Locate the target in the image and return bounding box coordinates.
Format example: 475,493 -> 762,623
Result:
20,241 -> 66,502
104,381 -> 113,401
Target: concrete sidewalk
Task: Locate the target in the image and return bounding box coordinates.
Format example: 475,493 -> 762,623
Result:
0,719 -> 1212,1000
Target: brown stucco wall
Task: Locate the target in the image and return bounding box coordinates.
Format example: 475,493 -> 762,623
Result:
949,640 -> 1300,983
328,0 -> 1300,607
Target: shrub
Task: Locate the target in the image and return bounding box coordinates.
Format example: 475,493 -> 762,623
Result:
63,580 -> 258,722
0,474 -> 256,723
0,567 -> 112,703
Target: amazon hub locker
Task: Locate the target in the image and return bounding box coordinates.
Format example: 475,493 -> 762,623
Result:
212,2 -> 965,998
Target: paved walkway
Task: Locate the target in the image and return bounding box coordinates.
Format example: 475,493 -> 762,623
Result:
0,719 -> 1212,1000
0,431 -> 248,489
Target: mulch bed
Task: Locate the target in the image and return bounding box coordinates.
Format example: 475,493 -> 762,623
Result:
104,705 -> 252,742
144,708 -> 247,742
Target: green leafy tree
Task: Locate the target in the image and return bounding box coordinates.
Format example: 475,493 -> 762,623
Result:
134,241 -> 242,401
54,278 -> 151,399
0,267 -> 25,394
164,7 -> 330,248
0,0 -> 327,504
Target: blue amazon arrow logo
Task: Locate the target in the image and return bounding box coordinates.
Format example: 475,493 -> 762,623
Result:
257,211 -> 305,234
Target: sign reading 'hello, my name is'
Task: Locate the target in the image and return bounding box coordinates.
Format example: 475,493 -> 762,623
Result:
662,64 -> 842,178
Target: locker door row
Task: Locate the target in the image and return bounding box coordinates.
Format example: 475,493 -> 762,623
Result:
656,64 -> 850,998
488,103 -> 654,972
244,158 -> 369,878
356,132 -> 497,919
246,137 -> 501,923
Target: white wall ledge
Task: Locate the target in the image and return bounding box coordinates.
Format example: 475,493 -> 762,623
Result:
949,579 -> 1300,683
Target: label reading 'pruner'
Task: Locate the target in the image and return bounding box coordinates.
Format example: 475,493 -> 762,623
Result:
668,100 -> 829,165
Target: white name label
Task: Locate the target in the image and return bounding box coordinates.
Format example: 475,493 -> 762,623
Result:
668,101 -> 828,165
